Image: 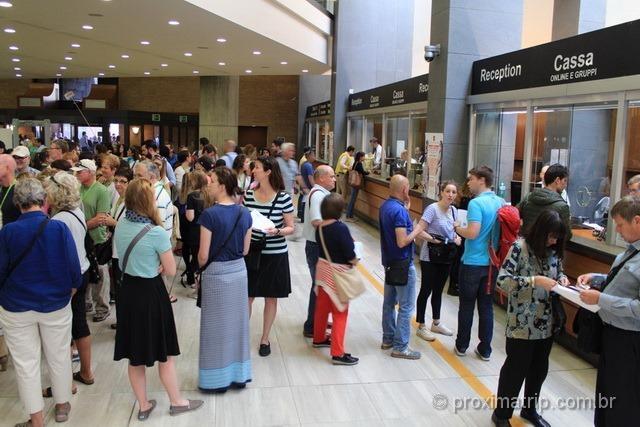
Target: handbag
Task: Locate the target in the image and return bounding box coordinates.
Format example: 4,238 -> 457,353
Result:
384,258 -> 411,286
196,207 -> 246,307
318,224 -> 366,303
427,207 -> 457,264
94,239 -> 113,265
573,248 -> 639,354
348,169 -> 362,189
244,192 -> 281,272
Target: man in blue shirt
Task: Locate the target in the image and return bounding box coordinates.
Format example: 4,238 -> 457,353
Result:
453,165 -> 504,361
299,150 -> 316,222
379,175 -> 425,359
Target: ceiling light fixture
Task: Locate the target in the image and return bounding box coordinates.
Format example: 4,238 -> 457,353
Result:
60,66 -> 67,70
82,25 -> 94,30
56,73 -> 62,77
121,54 -> 130,59
160,63 -> 168,67
71,43 -> 80,48
9,46 -> 18,51
0,2 -> 13,8
15,73 -> 21,77
98,72 -> 105,76
252,51 -> 261,55
13,67 -> 20,70
280,61 -> 288,65
245,69 -> 252,73
3,28 -> 15,33
108,64 -> 115,68
144,71 -> 150,75
218,62 -> 226,66
216,38 -> 226,43
140,40 -> 150,45
184,52 -> 192,57
192,70 -> 199,74
65,56 -> 73,60
168,20 -> 180,26
302,69 -> 309,73
11,58 -> 20,62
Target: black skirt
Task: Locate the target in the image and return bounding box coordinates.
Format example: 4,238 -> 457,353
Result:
114,274 -> 180,367
247,252 -> 291,298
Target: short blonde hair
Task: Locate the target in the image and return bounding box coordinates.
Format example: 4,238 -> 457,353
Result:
100,153 -> 120,170
44,171 -> 81,212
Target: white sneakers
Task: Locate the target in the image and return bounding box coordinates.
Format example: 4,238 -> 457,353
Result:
417,322 -> 454,342
416,325 -> 436,342
430,322 -> 453,336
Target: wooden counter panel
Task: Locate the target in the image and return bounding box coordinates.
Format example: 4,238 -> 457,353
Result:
354,178 -> 423,223
563,249 -> 610,280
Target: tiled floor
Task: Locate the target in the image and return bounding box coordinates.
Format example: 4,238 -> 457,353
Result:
0,219 -> 597,426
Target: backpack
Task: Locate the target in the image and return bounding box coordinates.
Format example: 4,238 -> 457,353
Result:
487,204 -> 521,295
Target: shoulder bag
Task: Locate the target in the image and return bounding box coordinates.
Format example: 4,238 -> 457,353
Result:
120,224 -> 154,281
427,206 -> 458,264
1,218 -> 49,288
385,258 -> 411,286
197,206 -> 246,307
348,169 -> 362,189
573,248 -> 640,354
244,192 -> 281,272
318,224 -> 366,303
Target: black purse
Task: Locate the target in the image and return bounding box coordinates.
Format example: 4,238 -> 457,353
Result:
244,192 -> 281,272
573,248 -> 640,354
550,292 -> 566,336
426,207 -> 458,264
384,258 -> 411,286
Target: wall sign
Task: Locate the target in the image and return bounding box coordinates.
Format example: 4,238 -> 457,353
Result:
306,101 -> 331,119
179,115 -> 188,123
471,19 -> 640,95
348,74 -> 429,112
152,113 -> 161,122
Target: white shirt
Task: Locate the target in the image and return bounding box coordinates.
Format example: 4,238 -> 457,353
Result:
154,182 -> 174,236
53,208 -> 91,274
175,165 -> 187,196
302,185 -> 331,242
110,198 -> 126,259
374,144 -> 383,167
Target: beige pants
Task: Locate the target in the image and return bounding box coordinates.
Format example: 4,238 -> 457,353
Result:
338,173 -> 351,202
0,304 -> 73,414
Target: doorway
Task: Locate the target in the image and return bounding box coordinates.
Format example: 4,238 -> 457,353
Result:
238,126 -> 268,149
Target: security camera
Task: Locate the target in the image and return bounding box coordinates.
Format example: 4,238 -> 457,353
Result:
424,44 -> 441,62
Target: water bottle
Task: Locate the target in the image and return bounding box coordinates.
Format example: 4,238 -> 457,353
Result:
498,181 -> 506,198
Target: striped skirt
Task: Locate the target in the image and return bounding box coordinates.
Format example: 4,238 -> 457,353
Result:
199,258 -> 252,391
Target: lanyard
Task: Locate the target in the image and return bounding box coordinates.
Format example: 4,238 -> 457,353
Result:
0,180 -> 16,210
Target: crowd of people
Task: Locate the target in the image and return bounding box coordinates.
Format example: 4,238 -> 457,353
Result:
0,134 -> 639,427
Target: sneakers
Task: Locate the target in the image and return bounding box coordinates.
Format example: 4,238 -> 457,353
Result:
416,325 -> 436,342
344,217 -> 359,223
380,342 -> 393,350
454,346 -> 467,357
92,312 -> 109,322
332,353 -> 359,365
474,346 -> 491,361
390,348 -> 421,360
312,338 -> 331,348
431,322 -> 453,336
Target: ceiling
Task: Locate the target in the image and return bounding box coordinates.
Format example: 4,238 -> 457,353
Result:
0,0 -> 331,80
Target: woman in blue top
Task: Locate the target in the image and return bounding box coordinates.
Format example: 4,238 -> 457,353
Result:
416,181 -> 462,342
197,167 -> 252,392
0,177 -> 81,427
113,179 -> 203,421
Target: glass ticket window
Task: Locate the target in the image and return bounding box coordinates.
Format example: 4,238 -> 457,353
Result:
364,115 -> 383,173
410,115 -> 427,190
384,116 -> 410,179
348,117 -> 364,153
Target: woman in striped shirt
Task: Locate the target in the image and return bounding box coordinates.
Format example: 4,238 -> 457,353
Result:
243,156 -> 295,357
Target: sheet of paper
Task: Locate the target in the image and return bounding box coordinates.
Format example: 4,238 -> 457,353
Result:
553,285 -> 600,313
457,209 -> 468,228
354,241 -> 364,259
250,210 -> 275,232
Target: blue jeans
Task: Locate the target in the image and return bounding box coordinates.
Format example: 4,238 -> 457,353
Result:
382,263 -> 416,352
346,188 -> 359,218
455,263 -> 496,357
304,241 -> 320,333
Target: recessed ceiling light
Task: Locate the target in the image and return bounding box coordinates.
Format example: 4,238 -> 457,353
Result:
160,63 -> 168,67
216,38 -> 226,43
121,54 -> 130,59
108,64 -> 115,69
302,69 -> 309,73
280,61 -> 288,65
3,28 -> 15,33
59,66 -> 67,70
140,41 -> 150,45
15,74 -> 21,77
9,46 -> 18,51
245,69 -> 252,73
11,58 -> 20,62
82,25 -> 94,30
218,62 -> 226,66
71,43 -> 80,48
98,72 -> 105,76
56,73 -> 62,77
252,51 -> 261,55
184,52 -> 192,57
192,70 -> 199,74
144,71 -> 150,75
168,20 -> 180,26
13,67 -> 20,70
0,2 -> 13,8
64,56 -> 73,61
88,13 -> 103,17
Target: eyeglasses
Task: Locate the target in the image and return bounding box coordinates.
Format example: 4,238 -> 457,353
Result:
12,155 -> 28,161
49,146 -> 61,151
114,178 -> 129,184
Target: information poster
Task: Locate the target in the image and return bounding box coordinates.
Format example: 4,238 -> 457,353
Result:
425,133 -> 443,200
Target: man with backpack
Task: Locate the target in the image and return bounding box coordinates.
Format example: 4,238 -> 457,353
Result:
453,165 -> 504,361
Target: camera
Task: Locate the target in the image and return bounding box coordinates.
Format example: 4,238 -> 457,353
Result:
424,44 -> 441,62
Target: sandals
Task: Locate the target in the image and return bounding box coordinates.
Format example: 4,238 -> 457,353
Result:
43,386 -> 77,398
73,371 -> 94,385
55,402 -> 71,423
137,399 -> 157,421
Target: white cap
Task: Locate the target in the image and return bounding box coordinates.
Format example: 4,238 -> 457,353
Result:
71,159 -> 97,173
12,145 -> 30,158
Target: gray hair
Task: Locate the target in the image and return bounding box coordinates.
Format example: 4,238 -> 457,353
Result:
13,177 -> 47,209
139,160 -> 160,179
628,174 -> 640,187
44,171 -> 81,212
281,142 -> 294,152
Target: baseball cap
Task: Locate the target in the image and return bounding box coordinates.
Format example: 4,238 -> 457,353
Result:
12,145 -> 30,158
71,159 -> 97,173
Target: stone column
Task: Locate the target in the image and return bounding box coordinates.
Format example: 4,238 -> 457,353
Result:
427,0 -> 524,185
551,0 -> 605,41
199,76 -> 239,150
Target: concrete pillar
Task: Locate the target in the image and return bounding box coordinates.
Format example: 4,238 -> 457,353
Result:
199,76 -> 239,150
551,0 -> 605,40
427,0 -> 524,185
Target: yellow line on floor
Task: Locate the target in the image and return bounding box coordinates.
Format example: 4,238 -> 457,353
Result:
356,263 -> 524,426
